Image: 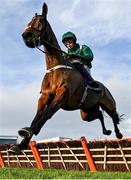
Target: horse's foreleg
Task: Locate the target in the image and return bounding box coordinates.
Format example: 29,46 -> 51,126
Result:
17,93 -> 50,149
37,92 -> 52,112
9,86 -> 68,154
30,85 -> 69,135
29,93 -> 51,129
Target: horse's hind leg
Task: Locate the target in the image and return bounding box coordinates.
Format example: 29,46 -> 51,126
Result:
101,105 -> 123,139
97,110 -> 112,135
80,109 -> 112,135
110,111 -> 123,139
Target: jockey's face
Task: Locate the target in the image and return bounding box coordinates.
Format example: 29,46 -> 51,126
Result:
65,39 -> 75,50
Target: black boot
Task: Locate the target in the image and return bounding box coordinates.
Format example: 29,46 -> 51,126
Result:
79,67 -> 101,92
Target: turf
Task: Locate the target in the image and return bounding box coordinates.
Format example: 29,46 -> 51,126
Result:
0,168 -> 131,179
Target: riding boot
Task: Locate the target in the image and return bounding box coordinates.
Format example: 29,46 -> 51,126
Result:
79,67 -> 101,92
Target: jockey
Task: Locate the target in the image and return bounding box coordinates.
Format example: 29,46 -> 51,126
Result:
62,31 -> 101,91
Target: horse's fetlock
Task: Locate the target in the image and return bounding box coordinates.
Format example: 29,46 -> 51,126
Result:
115,129 -> 120,133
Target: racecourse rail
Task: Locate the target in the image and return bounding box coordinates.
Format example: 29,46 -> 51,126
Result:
0,137 -> 131,172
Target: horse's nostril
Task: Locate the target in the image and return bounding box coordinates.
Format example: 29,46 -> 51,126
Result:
22,32 -> 33,39
26,32 -> 33,38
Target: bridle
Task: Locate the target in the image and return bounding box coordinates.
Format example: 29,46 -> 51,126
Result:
24,14 -> 73,73
27,14 -> 68,56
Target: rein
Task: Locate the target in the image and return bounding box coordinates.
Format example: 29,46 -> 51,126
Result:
36,46 -> 47,54
36,40 -> 74,73
36,39 -> 68,56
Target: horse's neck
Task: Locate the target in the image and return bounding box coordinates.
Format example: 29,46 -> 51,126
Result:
43,22 -> 65,69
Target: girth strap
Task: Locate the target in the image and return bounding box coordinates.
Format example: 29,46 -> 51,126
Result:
77,85 -> 89,109
80,85 -> 89,104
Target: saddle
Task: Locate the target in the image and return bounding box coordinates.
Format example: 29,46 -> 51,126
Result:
80,82 -> 102,108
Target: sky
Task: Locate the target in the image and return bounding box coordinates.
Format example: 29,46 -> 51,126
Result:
0,0 -> 131,142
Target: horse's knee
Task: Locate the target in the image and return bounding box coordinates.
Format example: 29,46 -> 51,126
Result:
80,110 -> 88,121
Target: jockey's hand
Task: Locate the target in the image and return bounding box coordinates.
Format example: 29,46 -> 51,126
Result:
69,54 -> 79,58
64,54 -> 71,60
72,61 -> 83,69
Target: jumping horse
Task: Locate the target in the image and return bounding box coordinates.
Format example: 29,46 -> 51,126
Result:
9,3 -> 123,154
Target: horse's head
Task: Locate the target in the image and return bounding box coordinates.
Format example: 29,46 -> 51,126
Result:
22,3 -> 48,48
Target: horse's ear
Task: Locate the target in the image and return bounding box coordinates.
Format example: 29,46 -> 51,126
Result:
42,3 -> 48,17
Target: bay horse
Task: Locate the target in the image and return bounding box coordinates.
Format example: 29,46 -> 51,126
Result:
9,3 -> 123,154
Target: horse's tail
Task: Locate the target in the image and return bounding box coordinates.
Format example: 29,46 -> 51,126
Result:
116,113 -> 125,124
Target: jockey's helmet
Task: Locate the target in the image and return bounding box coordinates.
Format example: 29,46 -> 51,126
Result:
62,32 -> 77,44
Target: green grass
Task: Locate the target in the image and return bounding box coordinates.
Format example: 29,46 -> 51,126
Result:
0,168 -> 131,179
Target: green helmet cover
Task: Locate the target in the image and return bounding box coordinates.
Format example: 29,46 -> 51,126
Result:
62,32 -> 77,43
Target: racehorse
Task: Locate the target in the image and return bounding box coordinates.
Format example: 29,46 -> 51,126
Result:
9,3 -> 123,154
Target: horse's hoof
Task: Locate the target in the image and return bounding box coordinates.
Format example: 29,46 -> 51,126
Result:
18,127 -> 33,138
116,132 -> 123,139
103,130 -> 112,135
8,145 -> 21,155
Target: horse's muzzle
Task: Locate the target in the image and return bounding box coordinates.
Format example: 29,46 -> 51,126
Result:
22,32 -> 40,48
